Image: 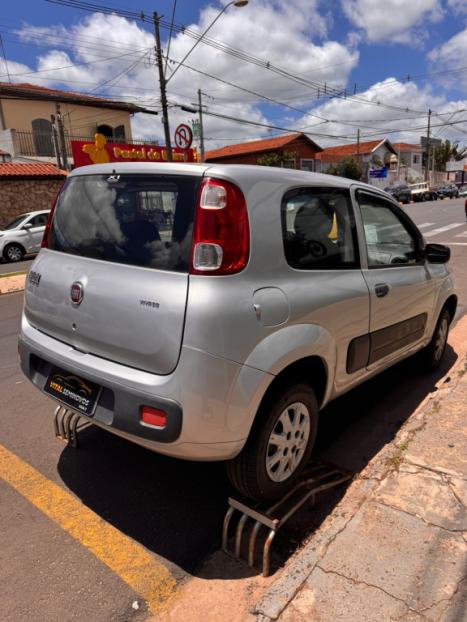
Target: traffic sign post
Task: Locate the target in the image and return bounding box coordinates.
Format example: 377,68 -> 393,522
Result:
174,124 -> 193,150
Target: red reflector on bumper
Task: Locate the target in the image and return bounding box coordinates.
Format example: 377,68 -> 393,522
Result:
141,406 -> 167,428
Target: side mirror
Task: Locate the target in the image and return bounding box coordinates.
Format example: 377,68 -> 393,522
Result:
22,223 -> 33,230
425,243 -> 450,264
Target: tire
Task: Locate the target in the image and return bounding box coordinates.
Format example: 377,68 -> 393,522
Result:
226,383 -> 319,501
419,308 -> 451,372
3,243 -> 24,263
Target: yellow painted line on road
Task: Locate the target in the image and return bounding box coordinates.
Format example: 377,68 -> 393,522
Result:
0,270 -> 26,279
0,442 -> 177,613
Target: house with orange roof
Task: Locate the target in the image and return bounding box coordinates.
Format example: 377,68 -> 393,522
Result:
0,162 -> 67,227
205,132 -> 323,171
316,138 -> 399,186
0,82 -> 156,165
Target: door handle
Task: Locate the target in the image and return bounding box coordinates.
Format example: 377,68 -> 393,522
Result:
375,283 -> 390,298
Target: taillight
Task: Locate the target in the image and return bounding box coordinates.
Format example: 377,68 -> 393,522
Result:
41,185 -> 62,248
190,178 -> 249,275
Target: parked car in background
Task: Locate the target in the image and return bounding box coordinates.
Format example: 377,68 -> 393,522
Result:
0,210 -> 50,262
458,185 -> 467,197
384,183 -> 411,204
19,163 -> 457,501
436,183 -> 459,199
408,182 -> 437,202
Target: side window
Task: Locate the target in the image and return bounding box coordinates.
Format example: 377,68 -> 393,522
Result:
357,192 -> 419,268
30,214 -> 48,227
281,187 -> 359,270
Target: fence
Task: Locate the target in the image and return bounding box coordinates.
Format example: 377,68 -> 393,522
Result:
13,130 -> 160,159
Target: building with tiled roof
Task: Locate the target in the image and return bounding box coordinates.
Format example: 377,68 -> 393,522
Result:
317,139 -> 397,162
315,138 -> 399,187
0,162 -> 67,227
205,132 -> 322,171
0,162 -> 67,178
0,81 -> 157,164
0,82 -> 148,114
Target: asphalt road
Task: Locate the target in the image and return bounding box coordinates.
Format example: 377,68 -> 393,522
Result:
0,257 -> 34,275
1,196 -> 466,621
404,196 -> 467,319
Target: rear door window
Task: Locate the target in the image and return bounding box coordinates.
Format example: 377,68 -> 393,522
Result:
49,174 -> 200,272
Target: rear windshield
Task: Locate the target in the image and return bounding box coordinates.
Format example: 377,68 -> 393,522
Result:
49,174 -> 200,272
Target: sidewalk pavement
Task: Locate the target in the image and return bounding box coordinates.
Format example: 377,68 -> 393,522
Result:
255,356 -> 467,622
0,272 -> 26,295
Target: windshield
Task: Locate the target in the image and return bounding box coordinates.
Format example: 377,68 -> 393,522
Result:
4,215 -> 28,230
49,174 -> 200,272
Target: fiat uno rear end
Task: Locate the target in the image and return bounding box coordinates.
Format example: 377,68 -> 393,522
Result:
19,162 -> 456,501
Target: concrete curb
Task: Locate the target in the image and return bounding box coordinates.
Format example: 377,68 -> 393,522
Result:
0,272 -> 26,295
253,334 -> 467,620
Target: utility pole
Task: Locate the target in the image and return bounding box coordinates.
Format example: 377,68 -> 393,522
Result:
425,108 -> 431,182
50,114 -> 62,169
198,89 -> 205,162
357,128 -> 360,161
55,103 -> 68,169
153,12 -> 173,162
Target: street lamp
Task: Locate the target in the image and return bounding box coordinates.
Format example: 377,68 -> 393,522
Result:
165,1 -> 249,85
155,1 -> 248,162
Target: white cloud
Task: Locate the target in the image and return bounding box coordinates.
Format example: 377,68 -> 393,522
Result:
7,2 -> 358,146
448,0 -> 467,15
297,78 -> 467,148
342,0 -> 443,44
428,27 -> 467,91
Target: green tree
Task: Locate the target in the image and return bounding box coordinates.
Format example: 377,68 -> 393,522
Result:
257,150 -> 298,167
432,140 -> 467,171
326,156 -> 363,181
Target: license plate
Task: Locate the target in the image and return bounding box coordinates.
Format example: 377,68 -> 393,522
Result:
44,367 -> 101,416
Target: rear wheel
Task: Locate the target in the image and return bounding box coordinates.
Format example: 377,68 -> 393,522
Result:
419,308 -> 450,372
3,243 -> 24,263
226,383 -> 319,501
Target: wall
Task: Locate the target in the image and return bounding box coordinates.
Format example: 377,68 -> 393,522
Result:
0,178 -> 65,227
0,129 -> 15,156
1,99 -> 132,140
206,137 -> 320,169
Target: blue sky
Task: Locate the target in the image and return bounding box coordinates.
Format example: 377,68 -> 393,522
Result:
1,0 -> 467,147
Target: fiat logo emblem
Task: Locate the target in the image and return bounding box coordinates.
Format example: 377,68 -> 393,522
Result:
70,281 -> 84,305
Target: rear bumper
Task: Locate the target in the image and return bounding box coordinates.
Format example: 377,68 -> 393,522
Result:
19,313 -> 269,461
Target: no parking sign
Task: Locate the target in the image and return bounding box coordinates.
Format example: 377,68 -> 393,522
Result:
174,124 -> 193,149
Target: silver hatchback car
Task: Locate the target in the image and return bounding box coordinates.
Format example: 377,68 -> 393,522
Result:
19,163 -> 456,500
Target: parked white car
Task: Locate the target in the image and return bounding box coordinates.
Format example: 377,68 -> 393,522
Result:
0,210 -> 50,262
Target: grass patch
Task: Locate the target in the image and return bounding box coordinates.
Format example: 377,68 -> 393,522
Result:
386,442 -> 409,470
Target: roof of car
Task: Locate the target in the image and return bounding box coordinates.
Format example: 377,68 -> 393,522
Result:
69,161 -> 385,193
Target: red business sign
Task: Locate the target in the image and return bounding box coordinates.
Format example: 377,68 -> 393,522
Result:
71,133 -> 196,168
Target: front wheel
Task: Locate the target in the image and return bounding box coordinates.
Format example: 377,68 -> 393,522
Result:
3,243 -> 24,263
226,383 -> 319,501
419,309 -> 450,372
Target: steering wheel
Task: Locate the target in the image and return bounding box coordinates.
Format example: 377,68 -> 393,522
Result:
306,240 -> 327,258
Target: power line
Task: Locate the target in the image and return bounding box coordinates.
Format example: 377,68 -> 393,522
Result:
0,45 -> 152,80
46,0 -> 432,115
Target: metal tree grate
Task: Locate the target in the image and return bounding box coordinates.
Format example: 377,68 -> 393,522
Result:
222,461 -> 353,576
